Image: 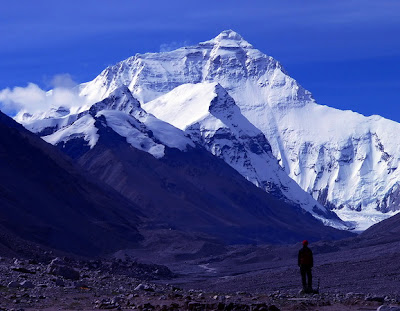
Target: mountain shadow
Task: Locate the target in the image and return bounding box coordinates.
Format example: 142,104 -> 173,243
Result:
0,111 -> 143,256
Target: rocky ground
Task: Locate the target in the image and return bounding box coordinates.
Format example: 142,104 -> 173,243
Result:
1,249 -> 400,311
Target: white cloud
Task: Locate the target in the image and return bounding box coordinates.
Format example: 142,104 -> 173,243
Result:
160,41 -> 190,52
50,73 -> 77,88
0,78 -> 87,115
0,83 -> 47,114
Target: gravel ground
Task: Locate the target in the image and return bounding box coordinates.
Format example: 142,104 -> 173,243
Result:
175,241 -> 400,296
1,237 -> 400,310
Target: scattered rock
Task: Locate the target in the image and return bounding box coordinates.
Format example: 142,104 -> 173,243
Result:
20,280 -> 34,288
366,295 -> 385,303
49,257 -> 65,266
187,301 -> 202,310
378,306 -> 400,311
0,253 -> 398,311
54,278 -> 65,287
142,302 -> 155,310
74,281 -> 89,288
47,263 -> 80,280
8,281 -> 20,288
11,267 -> 35,274
111,296 -> 123,305
134,283 -> 153,291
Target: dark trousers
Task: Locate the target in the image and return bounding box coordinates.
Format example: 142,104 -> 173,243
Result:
300,265 -> 312,291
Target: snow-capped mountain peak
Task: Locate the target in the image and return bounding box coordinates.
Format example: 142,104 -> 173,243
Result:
200,29 -> 253,49
89,85 -> 141,116
16,30 -> 400,230
78,29 -> 313,111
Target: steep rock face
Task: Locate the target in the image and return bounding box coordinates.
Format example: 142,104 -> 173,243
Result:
75,30 -> 400,230
271,107 -> 400,230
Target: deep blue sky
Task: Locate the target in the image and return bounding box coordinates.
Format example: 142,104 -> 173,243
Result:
1,1 -> 399,121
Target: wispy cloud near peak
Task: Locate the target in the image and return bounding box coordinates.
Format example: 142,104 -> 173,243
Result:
0,75 -> 87,116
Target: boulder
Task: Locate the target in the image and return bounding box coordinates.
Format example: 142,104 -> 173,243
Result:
8,281 -> 20,288
134,283 -> 151,291
366,295 -> 385,303
11,267 -> 36,274
377,306 -> 400,311
47,263 -> 80,280
20,280 -> 35,288
50,257 -> 65,265
74,281 -> 89,288
55,279 -> 65,287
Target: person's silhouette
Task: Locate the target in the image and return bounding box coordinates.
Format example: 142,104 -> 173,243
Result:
298,240 -> 313,293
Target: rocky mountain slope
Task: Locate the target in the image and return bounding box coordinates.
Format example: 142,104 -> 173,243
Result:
0,110 -> 143,256
15,29 -> 400,230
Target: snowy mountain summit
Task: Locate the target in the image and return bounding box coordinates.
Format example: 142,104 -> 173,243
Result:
16,30 -> 400,230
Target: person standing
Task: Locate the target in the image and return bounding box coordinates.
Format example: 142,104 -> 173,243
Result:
298,240 -> 313,293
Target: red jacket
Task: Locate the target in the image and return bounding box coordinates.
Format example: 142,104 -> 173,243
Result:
298,246 -> 313,267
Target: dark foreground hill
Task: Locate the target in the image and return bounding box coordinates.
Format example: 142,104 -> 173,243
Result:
357,209 -> 400,245
0,111 -> 142,256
